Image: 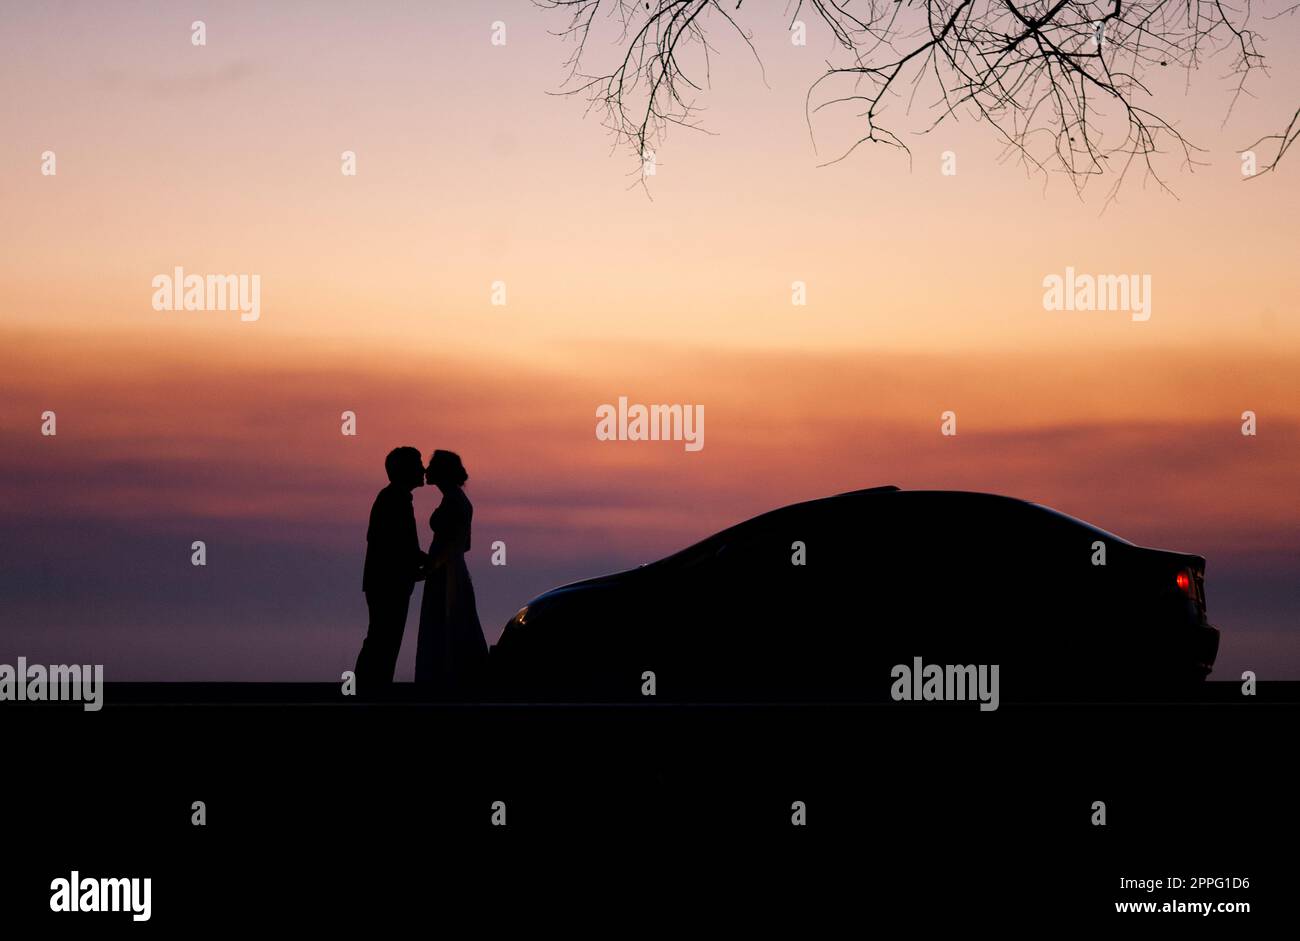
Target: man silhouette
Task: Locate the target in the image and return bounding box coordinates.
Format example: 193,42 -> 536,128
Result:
354,447 -> 428,695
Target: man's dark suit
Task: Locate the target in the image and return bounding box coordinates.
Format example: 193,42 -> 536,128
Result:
354,484 -> 425,691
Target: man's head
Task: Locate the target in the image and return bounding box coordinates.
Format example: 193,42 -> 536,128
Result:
384,447 -> 425,490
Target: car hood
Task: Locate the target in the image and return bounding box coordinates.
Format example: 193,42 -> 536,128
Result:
524,566 -> 649,608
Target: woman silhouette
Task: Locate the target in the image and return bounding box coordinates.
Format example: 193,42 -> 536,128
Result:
414,450 -> 488,696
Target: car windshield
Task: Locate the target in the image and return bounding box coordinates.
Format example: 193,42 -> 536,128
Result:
652,528 -> 738,569
648,492 -> 879,569
649,511 -> 785,570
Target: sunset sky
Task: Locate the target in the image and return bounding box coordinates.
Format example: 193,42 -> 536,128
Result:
1,2 -> 1296,680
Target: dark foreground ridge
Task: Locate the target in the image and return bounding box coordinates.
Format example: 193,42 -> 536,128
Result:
5,681 -> 1295,926
15,678 -> 1294,705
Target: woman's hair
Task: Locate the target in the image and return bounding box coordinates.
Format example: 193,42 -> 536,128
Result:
428,449 -> 468,487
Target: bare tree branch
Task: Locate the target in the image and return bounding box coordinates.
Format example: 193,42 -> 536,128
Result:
538,0 -> 1296,196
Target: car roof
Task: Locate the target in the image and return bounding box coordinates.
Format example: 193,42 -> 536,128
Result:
540,487 -> 1134,597
662,487 -> 1132,559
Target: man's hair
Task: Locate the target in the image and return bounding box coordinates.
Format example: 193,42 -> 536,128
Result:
384,446 -> 422,483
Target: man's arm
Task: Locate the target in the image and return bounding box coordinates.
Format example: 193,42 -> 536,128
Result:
402,499 -> 428,580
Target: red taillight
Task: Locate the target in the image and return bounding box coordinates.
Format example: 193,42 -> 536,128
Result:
1175,570 -> 1192,594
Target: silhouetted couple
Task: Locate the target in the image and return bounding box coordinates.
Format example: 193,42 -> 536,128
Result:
354,447 -> 487,697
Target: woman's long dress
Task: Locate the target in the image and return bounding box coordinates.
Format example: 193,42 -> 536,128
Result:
414,488 -> 488,695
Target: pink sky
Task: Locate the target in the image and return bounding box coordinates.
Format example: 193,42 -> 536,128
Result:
1,2 -> 1296,679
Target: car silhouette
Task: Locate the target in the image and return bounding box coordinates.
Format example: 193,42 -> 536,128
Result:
489,487 -> 1221,701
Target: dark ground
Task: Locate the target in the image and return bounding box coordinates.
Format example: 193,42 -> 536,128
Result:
4,681 -> 1296,927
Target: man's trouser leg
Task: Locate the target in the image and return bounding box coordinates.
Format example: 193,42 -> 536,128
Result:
355,590 -> 412,694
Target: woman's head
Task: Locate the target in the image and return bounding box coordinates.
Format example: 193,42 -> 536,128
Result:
426,449 -> 468,488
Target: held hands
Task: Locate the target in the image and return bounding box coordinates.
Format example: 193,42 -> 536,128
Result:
423,539 -> 455,577
417,547 -> 451,580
